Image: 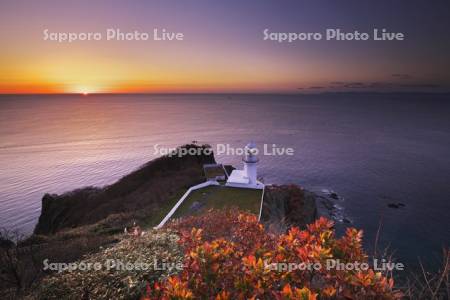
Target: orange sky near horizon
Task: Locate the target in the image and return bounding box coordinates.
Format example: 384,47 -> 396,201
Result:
0,29 -> 321,94
0,40 -> 334,94
1,0 -> 449,94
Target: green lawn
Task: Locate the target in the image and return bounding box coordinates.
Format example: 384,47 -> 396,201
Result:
172,185 -> 263,219
141,188 -> 188,229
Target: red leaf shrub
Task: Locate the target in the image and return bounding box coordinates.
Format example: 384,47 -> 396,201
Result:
148,209 -> 402,299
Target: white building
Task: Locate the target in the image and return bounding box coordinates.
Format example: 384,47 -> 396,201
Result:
226,142 -> 264,189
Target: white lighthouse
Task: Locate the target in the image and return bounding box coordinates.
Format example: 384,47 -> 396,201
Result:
226,142 -> 264,189
243,142 -> 258,184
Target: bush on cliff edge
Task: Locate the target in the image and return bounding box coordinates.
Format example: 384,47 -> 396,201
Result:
149,210 -> 402,299
33,209 -> 402,299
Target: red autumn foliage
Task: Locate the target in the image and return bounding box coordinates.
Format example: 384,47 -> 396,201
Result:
147,209 -> 402,299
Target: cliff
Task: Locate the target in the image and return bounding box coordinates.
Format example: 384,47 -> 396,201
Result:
260,184 -> 318,232
34,144 -> 215,234
3,144 -> 322,298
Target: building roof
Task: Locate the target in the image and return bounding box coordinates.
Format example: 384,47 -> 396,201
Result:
227,169 -> 249,184
203,164 -> 226,180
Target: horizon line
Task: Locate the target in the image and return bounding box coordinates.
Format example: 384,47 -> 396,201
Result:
1,91 -> 449,96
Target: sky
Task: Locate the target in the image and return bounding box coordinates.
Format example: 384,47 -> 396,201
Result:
0,0 -> 449,94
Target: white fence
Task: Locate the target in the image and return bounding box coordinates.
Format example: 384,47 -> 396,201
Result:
258,186 -> 265,221
155,180 -> 220,229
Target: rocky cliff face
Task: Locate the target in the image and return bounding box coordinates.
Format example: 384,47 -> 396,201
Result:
34,144 -> 215,234
260,184 -> 318,232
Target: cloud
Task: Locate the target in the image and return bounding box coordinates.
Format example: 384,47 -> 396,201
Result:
392,73 -> 412,80
398,83 -> 440,88
298,78 -> 442,92
330,81 -> 366,88
328,80 -> 439,90
341,82 -> 366,88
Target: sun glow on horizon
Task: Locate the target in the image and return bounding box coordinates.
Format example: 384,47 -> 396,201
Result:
69,85 -> 100,95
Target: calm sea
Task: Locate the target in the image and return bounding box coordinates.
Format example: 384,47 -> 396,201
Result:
0,94 -> 449,269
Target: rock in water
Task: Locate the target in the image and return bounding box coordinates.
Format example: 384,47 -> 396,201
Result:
387,203 -> 400,209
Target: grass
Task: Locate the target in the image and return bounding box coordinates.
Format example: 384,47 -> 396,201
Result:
141,188 -> 189,229
204,165 -> 226,179
172,185 -> 262,219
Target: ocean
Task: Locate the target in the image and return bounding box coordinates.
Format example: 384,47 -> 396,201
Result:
0,93 -> 449,269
